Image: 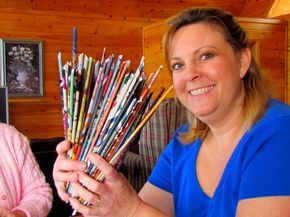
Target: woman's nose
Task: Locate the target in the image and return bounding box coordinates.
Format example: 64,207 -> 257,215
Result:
184,64 -> 200,81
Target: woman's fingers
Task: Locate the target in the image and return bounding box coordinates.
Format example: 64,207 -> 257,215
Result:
64,152 -> 141,217
69,196 -> 102,217
53,140 -> 86,202
54,180 -> 71,201
53,145 -> 140,217
53,169 -> 78,182
53,140 -> 86,182
70,181 -> 102,205
56,140 -> 71,156
54,158 -> 86,174
53,156 -> 85,184
88,153 -> 119,182
78,171 -> 107,196
69,191 -> 112,217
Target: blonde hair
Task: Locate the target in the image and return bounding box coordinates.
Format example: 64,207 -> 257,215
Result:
163,7 -> 272,143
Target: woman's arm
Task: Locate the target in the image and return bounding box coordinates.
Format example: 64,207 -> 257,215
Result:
139,182 -> 174,216
9,126 -> 53,217
236,196 -> 290,217
236,120 -> 290,216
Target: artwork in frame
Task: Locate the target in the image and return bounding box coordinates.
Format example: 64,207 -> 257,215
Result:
0,39 -> 43,97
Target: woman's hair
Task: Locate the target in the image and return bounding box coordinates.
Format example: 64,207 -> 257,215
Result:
163,7 -> 272,143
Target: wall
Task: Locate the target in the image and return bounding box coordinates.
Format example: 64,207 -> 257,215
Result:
0,7 -> 154,139
288,21 -> 290,104
0,1 -> 288,138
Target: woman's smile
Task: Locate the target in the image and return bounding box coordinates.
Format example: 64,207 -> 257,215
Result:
189,85 -> 215,96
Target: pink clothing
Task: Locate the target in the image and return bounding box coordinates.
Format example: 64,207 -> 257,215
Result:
0,123 -> 52,217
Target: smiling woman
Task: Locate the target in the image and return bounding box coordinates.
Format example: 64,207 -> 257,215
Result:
146,7 -> 290,217
52,7 -> 290,217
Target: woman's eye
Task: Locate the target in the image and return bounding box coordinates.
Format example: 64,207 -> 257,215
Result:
201,53 -> 214,61
171,63 -> 183,71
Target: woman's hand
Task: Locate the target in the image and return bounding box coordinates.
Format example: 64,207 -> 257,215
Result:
52,140 -> 87,201
0,207 -> 15,217
0,207 -> 26,217
68,153 -> 142,217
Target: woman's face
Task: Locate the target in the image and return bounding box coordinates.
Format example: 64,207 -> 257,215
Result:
169,23 -> 249,124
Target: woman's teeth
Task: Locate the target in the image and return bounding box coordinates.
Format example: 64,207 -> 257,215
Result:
190,85 -> 214,96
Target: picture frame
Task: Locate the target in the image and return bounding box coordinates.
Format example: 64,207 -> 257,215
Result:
0,86 -> 9,124
0,39 -> 43,97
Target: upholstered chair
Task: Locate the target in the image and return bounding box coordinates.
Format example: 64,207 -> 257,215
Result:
123,98 -> 188,191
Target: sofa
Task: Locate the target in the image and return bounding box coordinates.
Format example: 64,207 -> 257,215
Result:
30,137 -> 73,217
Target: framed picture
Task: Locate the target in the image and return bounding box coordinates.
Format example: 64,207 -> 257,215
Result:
0,39 -> 43,97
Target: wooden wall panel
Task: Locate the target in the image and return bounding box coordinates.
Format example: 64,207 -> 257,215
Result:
0,0 -> 247,18
241,0 -> 276,17
288,21 -> 290,104
143,18 -> 288,101
0,8 -> 153,139
0,0 -> 288,139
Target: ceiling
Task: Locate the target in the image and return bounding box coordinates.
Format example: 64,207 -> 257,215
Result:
0,0 -> 289,20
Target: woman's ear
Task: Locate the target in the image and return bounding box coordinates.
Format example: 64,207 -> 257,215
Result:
239,48 -> 251,79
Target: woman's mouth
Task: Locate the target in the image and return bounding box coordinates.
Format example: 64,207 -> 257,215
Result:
189,85 -> 214,96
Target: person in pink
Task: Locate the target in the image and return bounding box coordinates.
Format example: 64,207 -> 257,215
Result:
0,123 -> 52,217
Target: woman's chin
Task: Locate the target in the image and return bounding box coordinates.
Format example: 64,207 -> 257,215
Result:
190,107 -> 216,120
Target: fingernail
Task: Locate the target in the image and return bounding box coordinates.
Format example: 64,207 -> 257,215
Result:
77,162 -> 87,170
68,198 -> 75,207
70,172 -> 78,181
89,153 -> 94,161
69,198 -> 78,212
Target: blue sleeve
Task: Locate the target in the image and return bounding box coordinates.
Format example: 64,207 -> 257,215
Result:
148,139 -> 173,193
239,119 -> 290,200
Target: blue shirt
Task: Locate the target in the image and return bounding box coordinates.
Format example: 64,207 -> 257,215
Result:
148,99 -> 290,217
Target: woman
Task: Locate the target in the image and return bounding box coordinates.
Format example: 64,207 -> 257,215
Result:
0,123 -> 52,217
53,7 -> 290,217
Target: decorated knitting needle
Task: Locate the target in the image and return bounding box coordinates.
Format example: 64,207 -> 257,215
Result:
72,27 -> 77,69
57,52 -> 68,139
95,85 -> 174,181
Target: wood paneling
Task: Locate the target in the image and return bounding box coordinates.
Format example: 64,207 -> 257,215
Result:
0,0 -> 247,18
0,7 -> 152,139
288,21 -> 290,104
143,18 -> 288,101
241,0 -> 276,17
0,0 -> 287,139
267,0 -> 290,18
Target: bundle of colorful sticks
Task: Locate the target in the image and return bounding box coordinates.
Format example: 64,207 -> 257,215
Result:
57,27 -> 172,209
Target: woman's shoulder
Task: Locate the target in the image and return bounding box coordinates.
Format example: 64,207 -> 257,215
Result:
0,123 -> 23,139
0,123 -> 14,139
264,98 -> 290,120
252,99 -> 290,131
0,123 -> 28,150
244,99 -> 290,152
